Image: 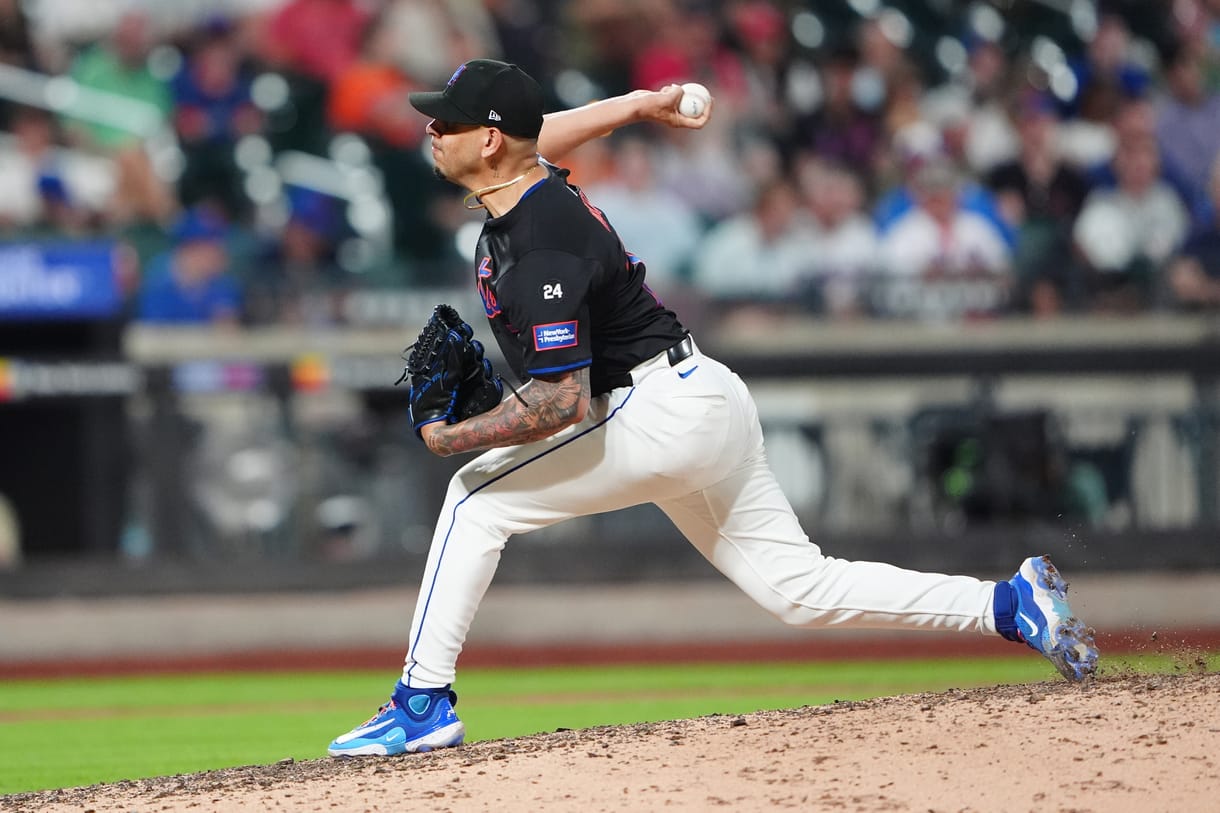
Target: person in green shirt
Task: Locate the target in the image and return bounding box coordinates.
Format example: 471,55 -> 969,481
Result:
60,9 -> 176,227
62,9 -> 171,149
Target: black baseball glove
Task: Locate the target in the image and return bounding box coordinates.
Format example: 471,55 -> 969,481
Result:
397,304 -> 503,438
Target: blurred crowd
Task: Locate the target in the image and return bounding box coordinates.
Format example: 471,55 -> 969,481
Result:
4,0 -> 1220,328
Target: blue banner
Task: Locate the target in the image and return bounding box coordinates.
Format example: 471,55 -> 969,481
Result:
0,242 -> 124,320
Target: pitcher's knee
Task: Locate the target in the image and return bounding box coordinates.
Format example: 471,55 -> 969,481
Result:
774,603 -> 821,627
751,594 -> 826,627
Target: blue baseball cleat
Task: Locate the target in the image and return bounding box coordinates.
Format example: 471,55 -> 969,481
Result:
328,682 -> 465,757
996,555 -> 1099,682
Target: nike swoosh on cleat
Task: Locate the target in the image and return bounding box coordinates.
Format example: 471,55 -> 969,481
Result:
677,366 -> 698,379
334,717 -> 396,744
1016,611 -> 1039,639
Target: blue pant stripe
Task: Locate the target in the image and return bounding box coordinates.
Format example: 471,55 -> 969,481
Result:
406,387 -> 637,685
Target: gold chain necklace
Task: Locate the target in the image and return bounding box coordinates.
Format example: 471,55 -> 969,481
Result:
462,165 -> 538,210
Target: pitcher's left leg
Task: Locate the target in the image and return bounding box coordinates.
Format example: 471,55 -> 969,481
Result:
658,456 -> 997,634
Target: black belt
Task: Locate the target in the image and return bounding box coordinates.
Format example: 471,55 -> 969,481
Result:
605,334 -> 694,390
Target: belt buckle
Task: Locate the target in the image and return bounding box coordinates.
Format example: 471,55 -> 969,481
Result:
666,334 -> 693,366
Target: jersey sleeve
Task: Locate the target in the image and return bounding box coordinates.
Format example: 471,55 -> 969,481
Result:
498,248 -> 593,377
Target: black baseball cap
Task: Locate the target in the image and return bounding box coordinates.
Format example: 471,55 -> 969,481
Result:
409,59 -> 544,139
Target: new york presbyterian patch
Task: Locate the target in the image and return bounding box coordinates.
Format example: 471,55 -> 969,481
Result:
533,320 -> 579,351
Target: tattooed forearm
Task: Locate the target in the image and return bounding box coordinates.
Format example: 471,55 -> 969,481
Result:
424,368 -> 590,456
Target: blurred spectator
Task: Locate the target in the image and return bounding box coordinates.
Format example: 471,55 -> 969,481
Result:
967,42 -> 1023,171
137,207 -> 241,325
382,0 -> 498,87
792,44 -> 885,187
725,0 -> 812,147
1167,155 -> 1220,309
876,155 -> 1013,321
631,0 -> 746,100
1056,13 -> 1157,171
795,156 -> 878,318
1081,94 -> 1149,175
1084,96 -> 1196,206
1073,133 -> 1190,313
691,178 -> 819,310
873,126 -> 1014,249
584,135 -> 704,297
483,0 -> 554,84
30,172 -> 103,239
921,39 -> 1020,175
257,0 -> 372,85
882,60 -> 928,151
1154,43 -> 1220,228
61,8 -> 176,226
651,101 -> 759,224
255,0 -> 374,153
171,19 -> 264,219
1171,0 -> 1220,91
1062,11 -> 1153,121
856,14 -> 909,88
327,11 -> 424,151
62,8 -> 170,147
0,106 -> 114,233
986,91 -> 1091,316
243,189 -> 349,326
5,0 -> 1216,325
566,0 -> 647,98
327,9 -> 461,280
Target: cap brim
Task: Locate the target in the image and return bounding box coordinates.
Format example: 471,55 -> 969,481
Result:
408,91 -> 480,125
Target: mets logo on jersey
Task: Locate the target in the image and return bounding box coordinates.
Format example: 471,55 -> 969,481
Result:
533,321 -> 578,351
476,256 -> 500,317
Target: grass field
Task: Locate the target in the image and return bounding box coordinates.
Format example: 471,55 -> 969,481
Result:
2,653 -> 1214,796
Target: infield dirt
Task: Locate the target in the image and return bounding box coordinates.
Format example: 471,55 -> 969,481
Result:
4,670 -> 1217,813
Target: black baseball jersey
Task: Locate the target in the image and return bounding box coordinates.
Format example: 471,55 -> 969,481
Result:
473,162 -> 687,396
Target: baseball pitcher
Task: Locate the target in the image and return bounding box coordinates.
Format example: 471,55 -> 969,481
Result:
327,60 -> 1098,757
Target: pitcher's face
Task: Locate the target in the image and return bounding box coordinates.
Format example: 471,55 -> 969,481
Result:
426,119 -> 486,183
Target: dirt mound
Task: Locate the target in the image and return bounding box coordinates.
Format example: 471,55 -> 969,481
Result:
6,672 -> 1217,813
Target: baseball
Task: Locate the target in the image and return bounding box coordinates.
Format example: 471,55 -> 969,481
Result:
678,82 -> 710,118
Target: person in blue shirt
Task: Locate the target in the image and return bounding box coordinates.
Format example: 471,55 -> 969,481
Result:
873,143 -> 1016,250
171,19 -> 263,220
136,207 -> 241,324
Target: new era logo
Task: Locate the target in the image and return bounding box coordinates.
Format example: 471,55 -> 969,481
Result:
488,110 -> 502,121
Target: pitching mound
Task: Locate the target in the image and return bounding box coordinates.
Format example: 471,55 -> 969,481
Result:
6,672 -> 1217,813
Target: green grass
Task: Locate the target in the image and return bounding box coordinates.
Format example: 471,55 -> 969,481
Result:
2,653 -> 1214,795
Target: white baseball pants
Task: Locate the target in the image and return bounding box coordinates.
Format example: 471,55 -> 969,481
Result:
402,344 -> 998,688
